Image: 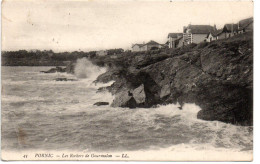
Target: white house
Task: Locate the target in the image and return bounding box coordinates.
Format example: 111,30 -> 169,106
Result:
183,24 -> 217,45
132,40 -> 163,52
96,50 -> 107,56
206,29 -> 223,42
167,33 -> 183,48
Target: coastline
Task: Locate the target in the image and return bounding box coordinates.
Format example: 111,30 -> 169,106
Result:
94,32 -> 253,126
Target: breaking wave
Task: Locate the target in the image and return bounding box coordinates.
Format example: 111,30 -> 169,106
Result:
1,66 -> 253,160
74,58 -> 106,80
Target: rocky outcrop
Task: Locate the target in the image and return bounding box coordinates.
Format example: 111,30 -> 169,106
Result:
41,66 -> 66,73
97,32 -> 253,126
111,91 -> 137,108
110,84 -> 147,108
132,84 -> 146,104
40,62 -> 76,74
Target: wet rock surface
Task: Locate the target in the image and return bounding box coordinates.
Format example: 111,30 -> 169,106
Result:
41,66 -> 66,73
55,78 -> 77,81
111,91 -> 137,108
41,62 -> 76,74
132,84 -> 146,105
94,102 -> 109,106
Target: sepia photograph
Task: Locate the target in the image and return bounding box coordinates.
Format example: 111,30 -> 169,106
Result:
1,0 -> 254,161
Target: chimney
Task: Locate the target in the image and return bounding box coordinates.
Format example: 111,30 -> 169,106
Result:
183,26 -> 186,33
214,24 -> 217,31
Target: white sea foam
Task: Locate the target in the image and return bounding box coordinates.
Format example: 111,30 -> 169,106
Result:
1,95 -> 26,102
38,72 -> 70,76
1,66 -> 253,158
91,91 -> 114,104
146,103 -> 201,120
74,58 -> 107,80
2,79 -> 28,85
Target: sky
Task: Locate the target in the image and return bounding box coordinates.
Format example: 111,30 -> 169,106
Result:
2,0 -> 254,52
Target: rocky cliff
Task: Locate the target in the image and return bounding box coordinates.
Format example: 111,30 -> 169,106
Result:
96,32 -> 253,126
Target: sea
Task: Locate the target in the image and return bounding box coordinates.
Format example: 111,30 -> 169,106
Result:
1,58 -> 253,160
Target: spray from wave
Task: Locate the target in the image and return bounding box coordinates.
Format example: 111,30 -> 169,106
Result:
74,58 -> 107,80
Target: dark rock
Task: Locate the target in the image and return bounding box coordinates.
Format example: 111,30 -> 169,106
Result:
96,86 -> 109,93
95,69 -> 122,83
55,78 -> 76,81
196,84 -> 253,125
128,91 -> 133,96
98,32 -> 253,125
94,102 -> 109,106
111,91 -> 137,108
41,66 -> 66,73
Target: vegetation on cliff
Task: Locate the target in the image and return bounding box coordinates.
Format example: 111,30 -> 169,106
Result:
1,49 -> 123,66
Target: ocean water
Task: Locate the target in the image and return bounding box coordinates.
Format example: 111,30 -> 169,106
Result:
1,61 -> 253,156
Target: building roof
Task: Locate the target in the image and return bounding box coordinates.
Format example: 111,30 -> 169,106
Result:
132,44 -> 144,48
207,29 -> 223,37
145,40 -> 159,45
223,24 -> 238,32
238,17 -> 253,30
185,25 -> 216,34
174,36 -> 183,45
175,36 -> 183,41
168,33 -> 182,38
132,40 -> 160,48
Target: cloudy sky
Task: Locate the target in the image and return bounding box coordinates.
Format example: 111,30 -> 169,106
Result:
2,0 -> 253,52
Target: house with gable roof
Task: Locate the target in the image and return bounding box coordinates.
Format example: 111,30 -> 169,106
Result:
132,40 -> 163,52
183,24 -> 217,45
218,23 -> 238,39
238,17 -> 253,34
206,29 -> 223,42
132,44 -> 145,52
167,33 -> 183,48
217,17 -> 253,40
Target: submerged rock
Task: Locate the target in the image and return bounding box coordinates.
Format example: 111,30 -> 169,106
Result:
55,78 -> 76,81
41,66 -> 66,73
94,102 -> 109,106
